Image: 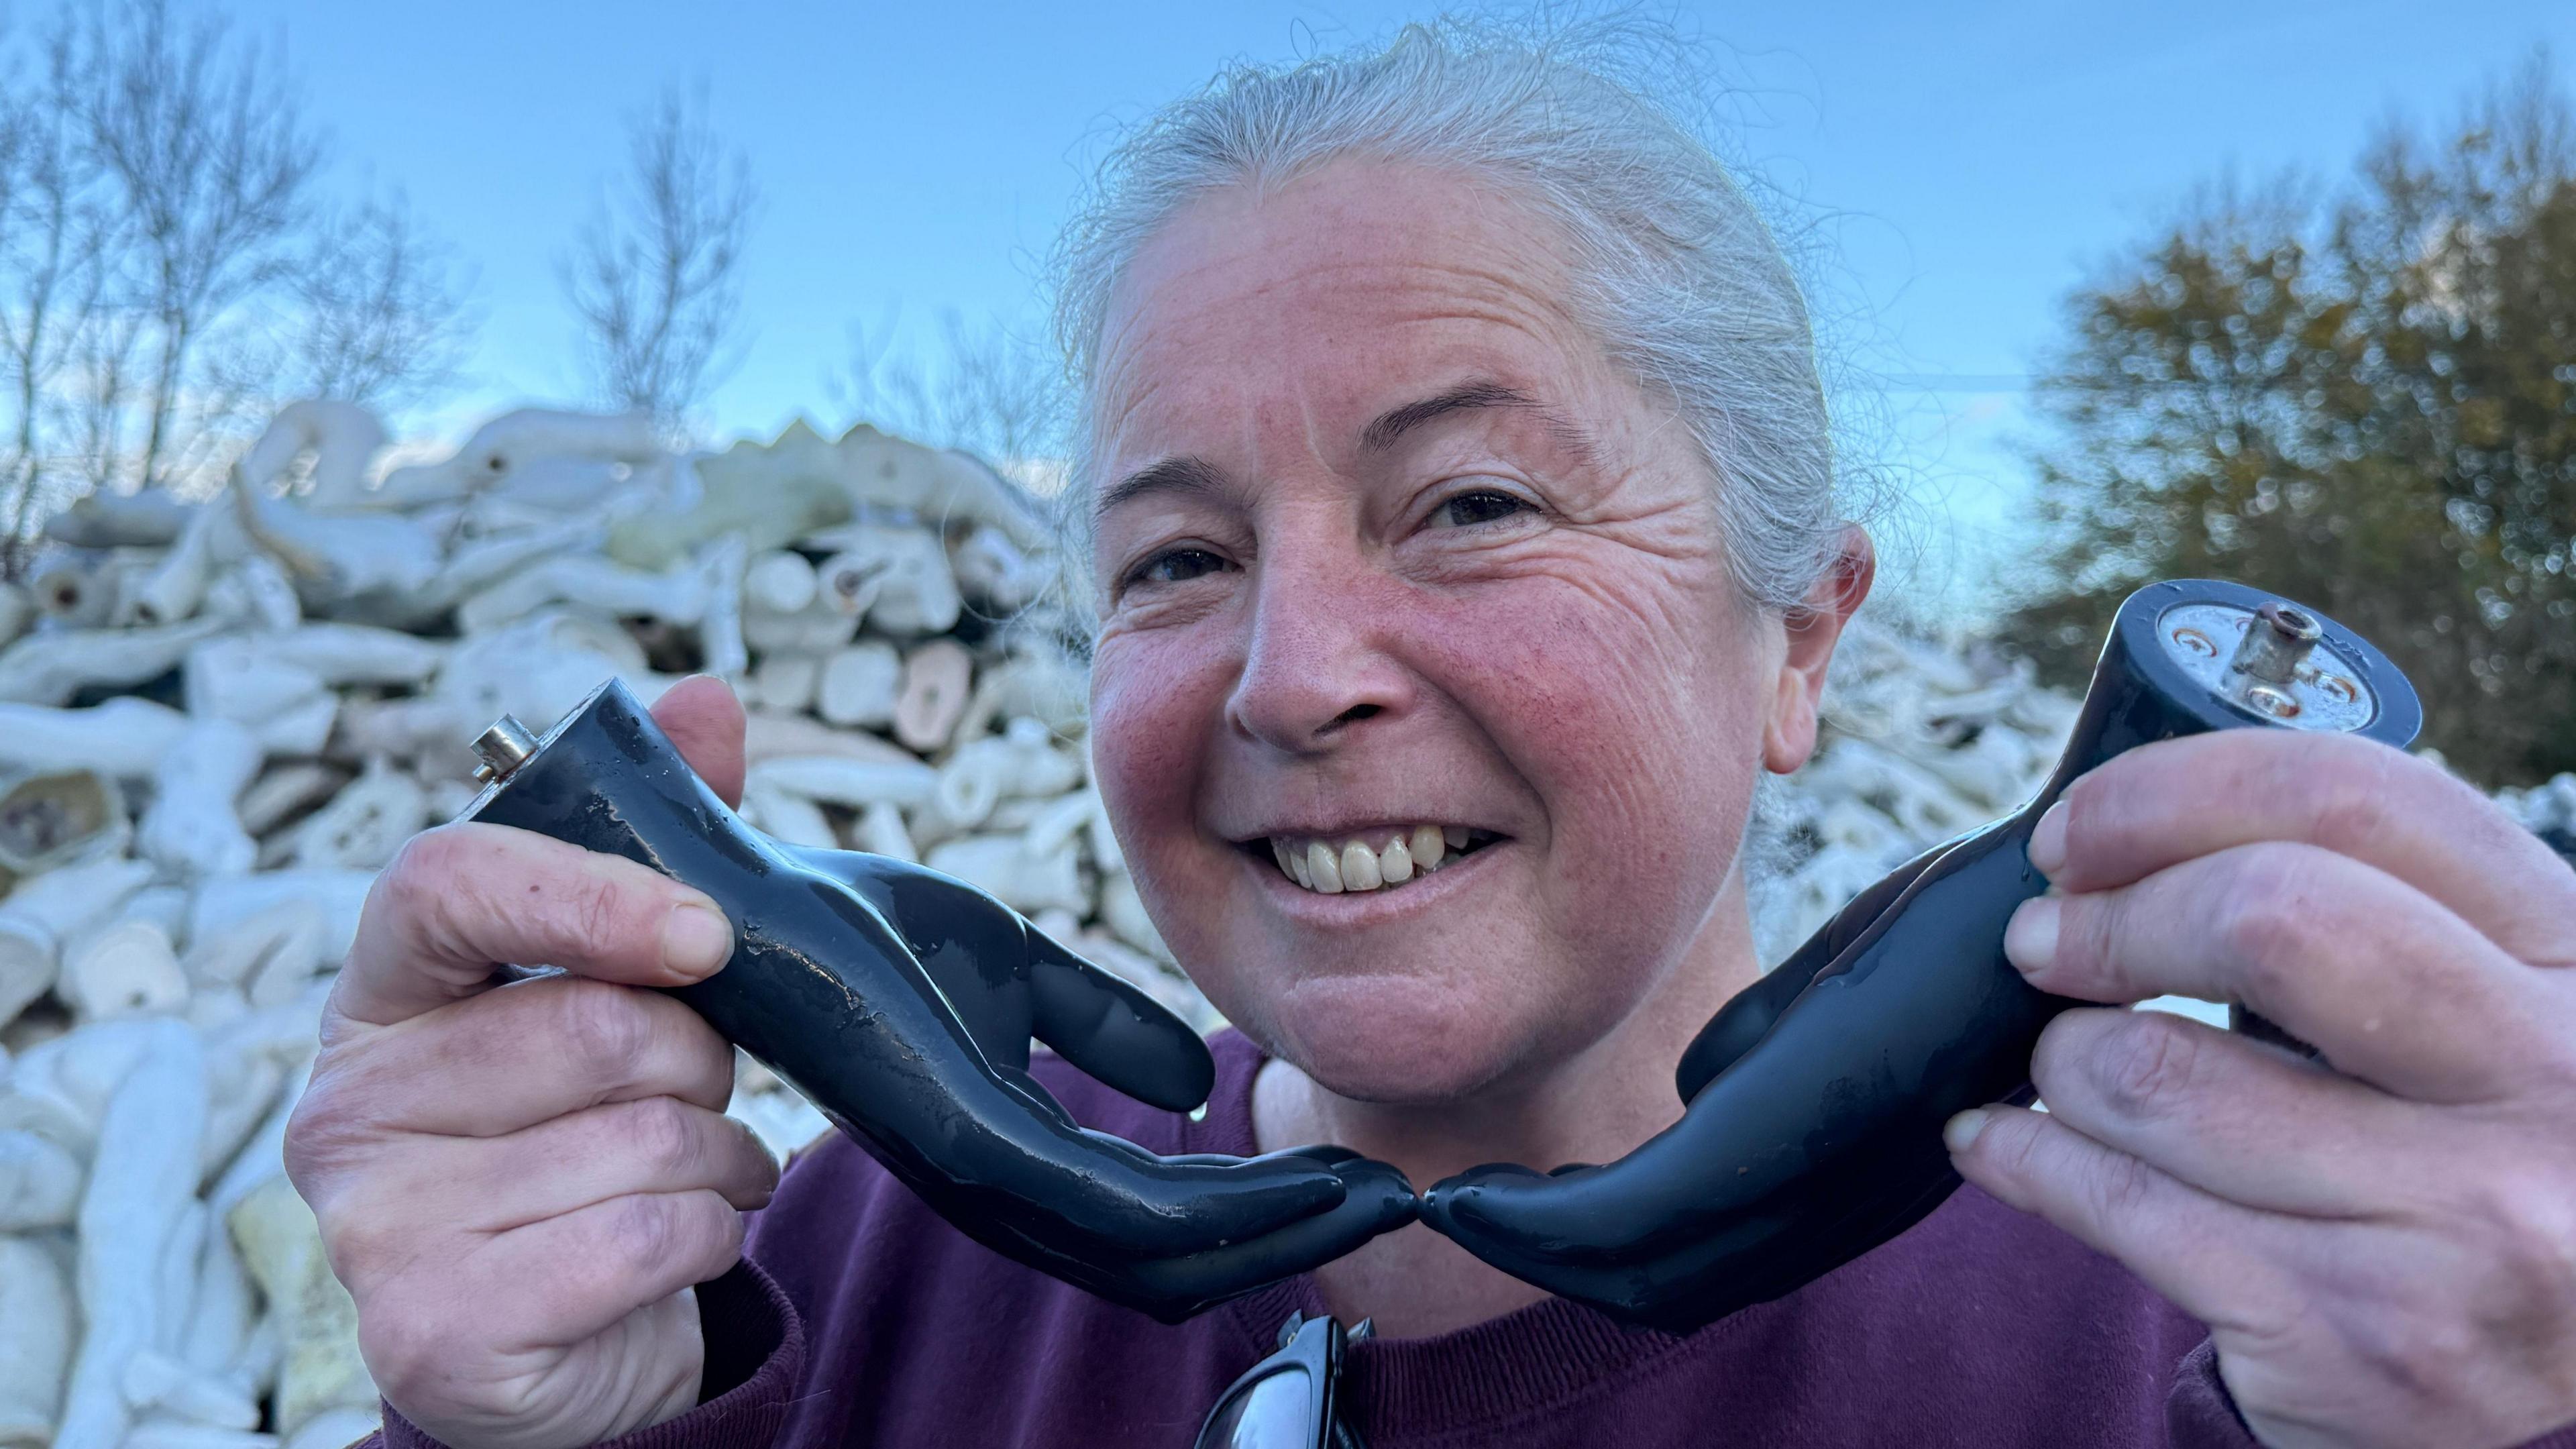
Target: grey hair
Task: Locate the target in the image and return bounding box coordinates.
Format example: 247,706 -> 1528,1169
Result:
1047,13 -> 1849,616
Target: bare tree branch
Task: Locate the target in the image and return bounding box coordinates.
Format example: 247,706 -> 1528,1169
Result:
564,84 -> 757,435
833,309 -> 1065,480
288,190 -> 476,409
67,305 -> 145,497
66,0 -> 323,486
0,19 -> 129,570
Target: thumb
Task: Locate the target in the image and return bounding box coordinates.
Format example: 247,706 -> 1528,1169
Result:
650,675 -> 747,809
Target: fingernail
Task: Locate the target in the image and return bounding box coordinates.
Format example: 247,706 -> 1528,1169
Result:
2028,802 -> 2068,877
1943,1108 -> 1990,1152
2004,896 -> 2059,976
661,901 -> 735,978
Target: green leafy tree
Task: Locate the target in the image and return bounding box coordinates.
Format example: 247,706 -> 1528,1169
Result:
2002,57 -> 2576,785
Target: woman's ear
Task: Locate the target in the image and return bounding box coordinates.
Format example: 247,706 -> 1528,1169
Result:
1761,528 -> 1875,775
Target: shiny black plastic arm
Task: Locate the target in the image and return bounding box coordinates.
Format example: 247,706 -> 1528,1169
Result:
461,680 -> 1415,1323
1421,580 -> 2424,1334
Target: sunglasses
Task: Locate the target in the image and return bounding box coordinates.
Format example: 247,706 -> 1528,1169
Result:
1192,1311 -> 1373,1449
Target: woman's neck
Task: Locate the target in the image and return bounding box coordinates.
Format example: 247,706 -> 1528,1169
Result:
1249,880 -> 1764,1338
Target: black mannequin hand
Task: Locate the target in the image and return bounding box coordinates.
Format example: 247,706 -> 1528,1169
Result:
1420,581 -> 2422,1334
462,680 -> 1415,1322
1420,818 -> 2050,1332
782,842 -> 1421,1316
782,843 -> 1216,1112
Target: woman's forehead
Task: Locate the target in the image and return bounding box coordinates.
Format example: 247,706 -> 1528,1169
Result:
1091,160 -> 1608,450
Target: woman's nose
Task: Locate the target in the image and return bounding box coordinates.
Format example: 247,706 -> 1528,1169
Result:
1224,550 -> 1413,755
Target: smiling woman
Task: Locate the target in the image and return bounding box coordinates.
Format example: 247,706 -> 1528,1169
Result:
1079,149 -> 1845,1134
294,14 -> 2576,1449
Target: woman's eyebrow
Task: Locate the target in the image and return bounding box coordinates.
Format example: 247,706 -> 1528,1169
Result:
1097,453 -> 1230,516
1098,384 -> 1603,517
1360,380 -> 1602,466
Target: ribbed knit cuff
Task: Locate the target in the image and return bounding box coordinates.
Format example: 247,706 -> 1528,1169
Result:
369,1260 -> 804,1449
2163,1341 -> 2261,1449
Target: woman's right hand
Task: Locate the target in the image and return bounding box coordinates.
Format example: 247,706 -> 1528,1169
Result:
285,678 -> 781,1449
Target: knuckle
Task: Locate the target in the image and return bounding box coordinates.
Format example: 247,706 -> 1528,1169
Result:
2338,1307 -> 2466,1403
627,1095 -> 702,1178
610,1191 -> 687,1268
283,1098 -> 366,1201
551,978 -> 658,1085
378,824 -> 459,895
611,1189 -> 741,1279
356,1297 -> 504,1419
564,865 -> 640,959
2459,1169 -> 2576,1322
2318,1247 -> 2504,1413
2057,893 -> 2124,985
320,1206 -> 408,1292
2211,857 -> 2319,997
2084,1149 -> 2163,1225
281,1076 -> 359,1192
1976,1110 -> 2046,1180
367,831 -> 451,937
2292,741 -> 2398,852
355,1307 -> 439,1406
387,823 -> 664,971
282,1073 -> 439,1293
2093,1014 -> 2200,1119
378,825 -> 517,961
283,1065 -> 408,1218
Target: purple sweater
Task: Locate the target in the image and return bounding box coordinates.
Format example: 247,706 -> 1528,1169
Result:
377,1032 -> 2576,1448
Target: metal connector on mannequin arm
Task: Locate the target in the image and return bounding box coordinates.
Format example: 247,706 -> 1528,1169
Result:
1418,580 -> 2424,1334
457,682 -> 1415,1324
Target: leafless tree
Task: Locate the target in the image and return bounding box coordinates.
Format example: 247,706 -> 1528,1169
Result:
564,85 -> 757,433
0,22 -> 124,564
833,309 -> 1065,482
287,191 -> 476,410
0,1 -> 483,568
65,307 -> 146,499
67,0 -> 323,487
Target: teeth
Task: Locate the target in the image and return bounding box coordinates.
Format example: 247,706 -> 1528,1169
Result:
1304,840 -> 1343,894
1380,837 -> 1413,883
1265,826 -> 1486,894
1339,841 -> 1381,891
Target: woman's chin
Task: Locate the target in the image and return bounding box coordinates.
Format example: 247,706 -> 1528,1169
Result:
1241,969 -> 1574,1106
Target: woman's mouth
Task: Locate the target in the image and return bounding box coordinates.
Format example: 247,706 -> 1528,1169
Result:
1250,824 -> 1503,895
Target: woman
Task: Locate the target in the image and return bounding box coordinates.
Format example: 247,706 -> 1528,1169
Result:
287,21 -> 2576,1449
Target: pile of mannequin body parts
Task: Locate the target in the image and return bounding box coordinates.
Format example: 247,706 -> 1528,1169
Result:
1,393 -> 2569,1449
0,401 -> 1171,1449
2497,772 -> 2576,867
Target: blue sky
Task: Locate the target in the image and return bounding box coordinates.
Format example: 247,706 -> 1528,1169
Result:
220,1 -> 2575,616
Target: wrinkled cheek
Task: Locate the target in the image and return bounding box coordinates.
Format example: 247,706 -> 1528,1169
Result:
1470,639 -> 1758,978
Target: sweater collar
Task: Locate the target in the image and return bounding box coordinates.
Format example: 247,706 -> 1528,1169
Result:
1184,1030 -> 1711,1439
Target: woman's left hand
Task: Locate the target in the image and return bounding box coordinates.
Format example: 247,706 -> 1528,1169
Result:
1947,729 -> 2576,1449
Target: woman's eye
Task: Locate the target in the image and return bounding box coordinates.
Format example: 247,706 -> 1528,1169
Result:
1126,546 -> 1229,587
1426,489 -> 1532,529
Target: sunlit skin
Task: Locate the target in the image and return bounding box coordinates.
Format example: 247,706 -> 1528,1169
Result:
1084,158 -> 1872,1335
